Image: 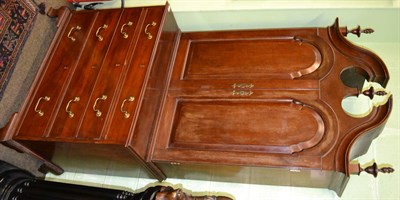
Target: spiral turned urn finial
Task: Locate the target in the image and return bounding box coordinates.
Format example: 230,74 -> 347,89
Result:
361,86 -> 388,100
348,25 -> 375,37
360,162 -> 395,177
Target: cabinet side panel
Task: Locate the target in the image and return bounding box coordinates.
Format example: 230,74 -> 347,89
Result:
128,5 -> 180,158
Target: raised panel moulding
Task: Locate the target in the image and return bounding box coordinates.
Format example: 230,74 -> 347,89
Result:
182,37 -> 322,80
169,99 -> 325,154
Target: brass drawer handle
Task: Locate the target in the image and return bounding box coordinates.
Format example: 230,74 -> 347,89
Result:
93,95 -> 107,117
232,90 -> 253,96
120,21 -> 133,39
120,96 -> 135,118
232,83 -> 254,89
67,26 -> 81,42
144,21 -> 157,39
95,24 -> 108,41
65,97 -> 80,118
232,83 -> 254,96
34,96 -> 50,116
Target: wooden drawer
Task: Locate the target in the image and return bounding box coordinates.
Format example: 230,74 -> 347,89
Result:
16,11 -> 97,139
50,9 -> 122,139
77,8 -> 143,139
106,6 -> 168,143
1,3 -> 177,180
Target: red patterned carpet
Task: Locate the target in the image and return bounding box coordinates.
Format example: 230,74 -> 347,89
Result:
0,0 -> 37,101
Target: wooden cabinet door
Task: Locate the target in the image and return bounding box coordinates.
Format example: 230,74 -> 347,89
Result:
16,11 -> 97,139
106,6 -> 167,143
49,10 -> 122,139
151,29 -> 337,168
78,8 -> 143,139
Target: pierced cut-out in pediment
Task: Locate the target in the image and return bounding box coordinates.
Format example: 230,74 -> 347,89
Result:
342,80 -> 391,118
340,67 -> 370,91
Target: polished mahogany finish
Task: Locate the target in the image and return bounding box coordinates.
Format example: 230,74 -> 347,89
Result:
0,4 -> 180,179
149,18 -> 392,195
0,5 -> 392,196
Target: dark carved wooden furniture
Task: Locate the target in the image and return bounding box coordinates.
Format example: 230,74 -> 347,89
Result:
0,161 -> 232,200
0,3 -> 392,197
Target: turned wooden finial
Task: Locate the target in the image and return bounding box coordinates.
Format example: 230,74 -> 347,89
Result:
361,86 -> 388,100
362,162 -> 395,177
352,162 -> 395,177
348,25 -> 375,37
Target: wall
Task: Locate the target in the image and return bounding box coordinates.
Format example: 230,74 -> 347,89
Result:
46,1 -> 400,199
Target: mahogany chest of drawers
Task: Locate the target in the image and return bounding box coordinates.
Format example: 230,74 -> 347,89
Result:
0,4 -> 392,196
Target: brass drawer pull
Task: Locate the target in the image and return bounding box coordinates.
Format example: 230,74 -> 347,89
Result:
34,96 -> 50,116
232,90 -> 253,96
232,83 -> 254,96
232,83 -> 254,89
144,21 -> 157,39
120,96 -> 135,119
65,97 -> 80,118
120,21 -> 133,39
93,95 -> 107,117
67,26 -> 81,42
95,24 -> 108,41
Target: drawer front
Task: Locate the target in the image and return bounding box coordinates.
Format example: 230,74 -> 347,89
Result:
106,6 -> 167,143
50,10 -> 122,139
16,11 -> 97,138
78,8 -> 143,139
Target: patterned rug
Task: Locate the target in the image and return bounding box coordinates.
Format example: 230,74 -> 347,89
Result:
0,0 -> 38,101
